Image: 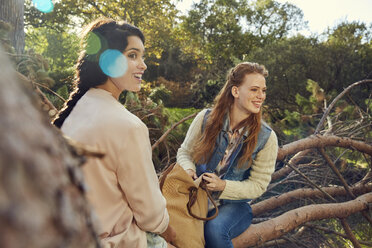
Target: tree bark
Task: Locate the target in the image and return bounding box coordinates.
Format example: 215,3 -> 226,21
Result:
277,135 -> 372,161
252,184 -> 372,216
232,193 -> 372,248
271,149 -> 312,181
0,46 -> 99,247
0,0 -> 25,53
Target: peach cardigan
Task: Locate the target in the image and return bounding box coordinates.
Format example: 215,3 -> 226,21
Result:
62,88 -> 169,247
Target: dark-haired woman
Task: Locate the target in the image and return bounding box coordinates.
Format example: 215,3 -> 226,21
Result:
53,18 -> 175,248
177,62 -> 278,248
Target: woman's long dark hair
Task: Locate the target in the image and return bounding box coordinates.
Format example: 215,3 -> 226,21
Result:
193,62 -> 268,167
52,17 -> 145,128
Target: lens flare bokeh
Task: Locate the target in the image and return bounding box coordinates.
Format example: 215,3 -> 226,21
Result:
32,0 -> 54,13
86,32 -> 101,55
99,49 -> 128,78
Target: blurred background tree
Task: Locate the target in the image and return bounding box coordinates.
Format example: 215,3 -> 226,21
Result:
0,0 -> 25,54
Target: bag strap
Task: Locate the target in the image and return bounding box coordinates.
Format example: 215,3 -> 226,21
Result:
159,163 -> 176,191
186,181 -> 218,221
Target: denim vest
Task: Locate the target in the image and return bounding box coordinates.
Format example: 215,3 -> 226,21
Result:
196,110 -> 272,203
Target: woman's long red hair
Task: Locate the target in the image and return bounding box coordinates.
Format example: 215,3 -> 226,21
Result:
192,62 -> 268,168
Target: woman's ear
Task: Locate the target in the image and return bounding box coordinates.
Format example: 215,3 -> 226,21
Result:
231,86 -> 239,98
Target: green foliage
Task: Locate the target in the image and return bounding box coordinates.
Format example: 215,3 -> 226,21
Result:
163,107 -> 199,130
121,90 -> 199,171
279,80 -> 328,140
246,22 -> 372,120
246,0 -> 307,41
322,22 -> 372,93
22,0 -> 372,156
317,216 -> 372,248
180,0 -> 306,97
24,26 -> 79,109
149,84 -> 172,105
157,107 -> 199,167
149,77 -> 197,108
25,27 -> 79,72
155,46 -> 197,83
25,0 -> 180,62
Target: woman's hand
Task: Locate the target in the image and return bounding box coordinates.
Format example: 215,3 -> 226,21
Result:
202,173 -> 226,191
186,169 -> 197,180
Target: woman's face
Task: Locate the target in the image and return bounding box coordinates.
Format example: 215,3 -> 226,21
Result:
110,36 -> 147,93
232,73 -> 266,115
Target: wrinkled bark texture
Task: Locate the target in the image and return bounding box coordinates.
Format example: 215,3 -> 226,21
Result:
0,47 -> 99,247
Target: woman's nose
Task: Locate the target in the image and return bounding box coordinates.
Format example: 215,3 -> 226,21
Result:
139,59 -> 147,70
257,90 -> 265,99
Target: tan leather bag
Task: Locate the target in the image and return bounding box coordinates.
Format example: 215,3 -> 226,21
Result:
159,163 -> 218,248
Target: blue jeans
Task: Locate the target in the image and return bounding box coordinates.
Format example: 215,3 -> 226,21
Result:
204,202 -> 253,248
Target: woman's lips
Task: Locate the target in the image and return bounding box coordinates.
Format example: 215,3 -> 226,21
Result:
252,101 -> 262,108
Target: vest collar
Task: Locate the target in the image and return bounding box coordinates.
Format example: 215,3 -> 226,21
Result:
222,111 -> 249,138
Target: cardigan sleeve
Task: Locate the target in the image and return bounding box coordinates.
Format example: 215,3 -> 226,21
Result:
219,130 -> 278,200
116,121 -> 169,234
176,109 -> 207,171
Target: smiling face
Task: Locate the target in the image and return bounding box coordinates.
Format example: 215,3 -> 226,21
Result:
108,35 -> 147,96
231,72 -> 267,116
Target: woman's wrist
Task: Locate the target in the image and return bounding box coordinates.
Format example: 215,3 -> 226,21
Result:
185,169 -> 197,179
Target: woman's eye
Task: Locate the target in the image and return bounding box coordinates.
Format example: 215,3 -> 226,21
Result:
128,53 -> 137,59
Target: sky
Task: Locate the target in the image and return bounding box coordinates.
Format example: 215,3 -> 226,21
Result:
175,0 -> 372,35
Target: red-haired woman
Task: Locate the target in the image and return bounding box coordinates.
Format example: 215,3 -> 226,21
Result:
177,62 -> 278,248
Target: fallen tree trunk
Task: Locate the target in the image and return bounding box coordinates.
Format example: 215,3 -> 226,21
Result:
252,183 -> 372,216
277,135 -> 372,161
232,193 -> 372,247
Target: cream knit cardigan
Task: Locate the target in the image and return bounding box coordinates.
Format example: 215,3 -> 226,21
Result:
177,109 -> 278,200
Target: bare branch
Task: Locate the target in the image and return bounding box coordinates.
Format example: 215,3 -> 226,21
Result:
271,149 -> 312,181
33,81 -> 66,102
315,79 -> 372,133
339,218 -> 362,248
34,85 -> 58,112
318,148 -> 356,199
152,112 -> 197,150
285,160 -> 337,202
15,71 -> 59,112
318,148 -> 372,225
